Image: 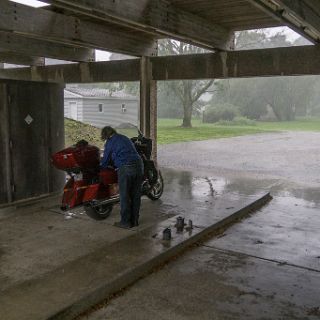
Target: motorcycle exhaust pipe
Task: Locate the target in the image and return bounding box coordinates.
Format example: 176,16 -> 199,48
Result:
89,196 -> 120,208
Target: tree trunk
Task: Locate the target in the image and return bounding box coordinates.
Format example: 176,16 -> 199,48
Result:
181,81 -> 193,128
269,103 -> 282,121
181,98 -> 193,127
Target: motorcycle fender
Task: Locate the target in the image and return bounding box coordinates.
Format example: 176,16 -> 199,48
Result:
62,180 -> 87,209
83,183 -> 109,202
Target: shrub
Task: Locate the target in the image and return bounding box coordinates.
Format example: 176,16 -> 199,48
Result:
203,103 -> 240,123
216,116 -> 256,126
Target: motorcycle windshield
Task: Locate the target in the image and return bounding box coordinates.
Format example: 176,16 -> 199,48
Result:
115,123 -> 142,139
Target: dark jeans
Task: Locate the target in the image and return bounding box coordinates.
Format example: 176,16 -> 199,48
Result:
118,159 -> 144,226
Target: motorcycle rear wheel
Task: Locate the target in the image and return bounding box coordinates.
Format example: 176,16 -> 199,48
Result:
146,170 -> 164,200
84,203 -> 113,220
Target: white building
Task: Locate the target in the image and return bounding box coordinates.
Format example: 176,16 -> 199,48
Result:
64,87 -> 139,128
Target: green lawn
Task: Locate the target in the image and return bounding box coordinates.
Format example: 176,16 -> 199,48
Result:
65,117 -> 320,147
157,118 -> 320,144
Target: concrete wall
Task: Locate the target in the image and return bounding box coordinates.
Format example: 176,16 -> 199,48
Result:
0,80 -> 65,204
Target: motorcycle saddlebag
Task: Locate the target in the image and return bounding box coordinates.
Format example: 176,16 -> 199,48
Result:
52,145 -> 100,171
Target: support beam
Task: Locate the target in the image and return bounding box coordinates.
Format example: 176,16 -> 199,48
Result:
41,0 -> 233,50
151,45 -> 320,80
3,45 -> 320,83
0,59 -> 140,83
140,57 -> 157,160
0,83 -> 12,203
249,0 -> 320,43
140,57 -> 151,137
0,31 -> 95,62
0,51 -> 44,66
0,0 -> 157,57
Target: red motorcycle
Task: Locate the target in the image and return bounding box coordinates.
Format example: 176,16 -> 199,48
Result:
51,123 -> 163,220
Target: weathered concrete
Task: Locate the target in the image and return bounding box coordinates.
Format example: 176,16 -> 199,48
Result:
85,246 -> 320,320
83,132 -> 320,320
0,169 -> 269,320
205,193 -> 320,272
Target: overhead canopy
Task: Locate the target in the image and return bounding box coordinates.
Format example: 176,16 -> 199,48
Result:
0,0 -> 319,73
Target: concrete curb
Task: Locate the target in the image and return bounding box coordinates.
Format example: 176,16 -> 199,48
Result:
0,192 -> 60,212
49,192 -> 272,320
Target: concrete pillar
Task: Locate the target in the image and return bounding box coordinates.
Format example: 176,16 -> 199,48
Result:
140,56 -> 157,160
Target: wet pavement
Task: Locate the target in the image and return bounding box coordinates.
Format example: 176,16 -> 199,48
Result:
158,131 -> 320,186
206,194 -> 320,271
158,132 -> 320,271
83,132 -> 320,320
0,197 -> 174,291
1,131 -> 319,319
85,246 -> 320,320
84,173 -> 320,320
0,168 -> 268,320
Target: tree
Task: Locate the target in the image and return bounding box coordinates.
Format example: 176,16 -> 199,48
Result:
212,78 -> 267,119
80,42 -> 213,127
259,76 -> 316,121
212,30 -> 317,121
158,81 -> 183,118
158,40 -> 214,127
235,29 -> 291,50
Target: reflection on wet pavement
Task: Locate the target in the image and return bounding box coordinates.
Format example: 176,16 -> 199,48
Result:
205,194 -> 320,271
161,167 -> 320,271
83,166 -> 320,320
81,132 -> 320,320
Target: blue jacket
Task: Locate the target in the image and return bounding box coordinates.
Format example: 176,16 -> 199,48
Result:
100,133 -> 141,169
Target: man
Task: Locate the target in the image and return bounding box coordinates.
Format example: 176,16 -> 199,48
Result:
100,126 -> 144,228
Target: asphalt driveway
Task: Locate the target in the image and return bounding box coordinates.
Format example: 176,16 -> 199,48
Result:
158,131 -> 320,186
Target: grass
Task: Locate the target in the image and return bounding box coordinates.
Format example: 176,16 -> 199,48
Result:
64,117 -> 320,147
157,118 -> 320,144
157,119 -> 265,144
65,119 -> 140,147
65,118 -> 104,148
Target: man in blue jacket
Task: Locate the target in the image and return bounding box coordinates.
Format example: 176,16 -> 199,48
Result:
100,126 -> 144,228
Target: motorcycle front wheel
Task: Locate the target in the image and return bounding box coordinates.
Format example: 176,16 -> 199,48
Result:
84,203 -> 113,220
146,170 -> 164,200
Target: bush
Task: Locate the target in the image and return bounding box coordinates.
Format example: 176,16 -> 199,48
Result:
203,103 -> 240,123
216,116 -> 256,126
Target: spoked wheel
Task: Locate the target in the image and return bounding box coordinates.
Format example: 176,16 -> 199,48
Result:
146,170 -> 164,200
84,203 -> 113,220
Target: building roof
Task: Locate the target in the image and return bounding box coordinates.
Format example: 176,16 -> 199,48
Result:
64,87 -> 138,100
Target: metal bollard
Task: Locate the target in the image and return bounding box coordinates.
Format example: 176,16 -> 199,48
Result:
176,216 -> 185,232
163,228 -> 172,240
